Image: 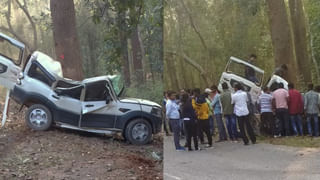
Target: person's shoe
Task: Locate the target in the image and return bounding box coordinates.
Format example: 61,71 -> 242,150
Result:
274,134 -> 281,138
205,144 -> 214,149
252,141 -> 257,144
244,142 -> 249,146
188,148 -> 193,151
195,147 -> 201,151
176,147 -> 186,151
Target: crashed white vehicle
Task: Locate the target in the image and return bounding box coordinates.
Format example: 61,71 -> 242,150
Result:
218,56 -> 288,103
0,32 -> 162,145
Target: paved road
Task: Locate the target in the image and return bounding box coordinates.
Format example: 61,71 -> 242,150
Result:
164,136 -> 320,180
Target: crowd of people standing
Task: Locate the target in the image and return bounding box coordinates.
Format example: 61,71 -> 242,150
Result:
164,82 -> 320,151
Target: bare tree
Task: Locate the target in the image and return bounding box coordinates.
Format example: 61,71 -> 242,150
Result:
0,0 -> 38,52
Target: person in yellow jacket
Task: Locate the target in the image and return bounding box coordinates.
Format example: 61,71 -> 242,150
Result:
192,88 -> 213,148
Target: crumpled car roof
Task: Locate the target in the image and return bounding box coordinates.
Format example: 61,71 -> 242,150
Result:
32,51 -> 63,77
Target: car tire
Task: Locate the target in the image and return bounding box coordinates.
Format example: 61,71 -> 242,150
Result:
125,119 -> 152,145
25,104 -> 52,131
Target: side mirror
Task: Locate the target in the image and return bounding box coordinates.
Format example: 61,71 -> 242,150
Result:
18,72 -> 24,80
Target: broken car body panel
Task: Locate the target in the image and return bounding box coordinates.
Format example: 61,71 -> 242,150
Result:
0,32 -> 24,90
0,33 -> 161,144
218,56 -> 289,104
11,51 -> 161,133
218,56 -> 264,103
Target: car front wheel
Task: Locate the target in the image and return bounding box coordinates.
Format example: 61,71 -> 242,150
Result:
25,104 -> 52,131
125,119 -> 152,145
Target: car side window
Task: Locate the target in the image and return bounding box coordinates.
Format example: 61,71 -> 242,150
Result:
85,81 -> 110,101
28,62 -> 55,86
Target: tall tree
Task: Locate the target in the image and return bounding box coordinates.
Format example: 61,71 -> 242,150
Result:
117,9 -> 131,86
266,0 -> 297,84
131,27 -> 145,83
50,0 -> 83,80
289,0 -> 312,84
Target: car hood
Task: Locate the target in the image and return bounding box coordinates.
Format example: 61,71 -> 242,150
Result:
120,98 -> 161,108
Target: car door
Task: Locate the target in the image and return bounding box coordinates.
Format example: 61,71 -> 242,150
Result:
49,82 -> 83,127
50,93 -> 83,126
80,80 -> 117,129
0,33 -> 24,90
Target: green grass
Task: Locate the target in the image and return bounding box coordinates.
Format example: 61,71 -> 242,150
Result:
257,135 -> 320,148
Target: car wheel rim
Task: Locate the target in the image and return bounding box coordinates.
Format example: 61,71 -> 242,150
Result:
132,123 -> 149,141
29,108 -> 48,127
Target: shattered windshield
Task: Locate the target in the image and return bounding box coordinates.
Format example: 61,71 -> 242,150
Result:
226,60 -> 263,86
0,37 -> 23,65
108,75 -> 124,97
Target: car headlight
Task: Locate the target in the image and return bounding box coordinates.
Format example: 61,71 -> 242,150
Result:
151,107 -> 162,117
0,63 -> 8,73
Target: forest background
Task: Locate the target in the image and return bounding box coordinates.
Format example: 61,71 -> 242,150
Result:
164,0 -> 320,92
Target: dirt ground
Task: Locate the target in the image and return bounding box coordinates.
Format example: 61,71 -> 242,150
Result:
0,102 -> 163,180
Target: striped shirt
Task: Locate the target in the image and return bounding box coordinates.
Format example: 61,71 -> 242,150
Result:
258,93 -> 273,113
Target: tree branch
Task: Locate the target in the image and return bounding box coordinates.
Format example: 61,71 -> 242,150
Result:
179,0 -> 208,52
2,0 -> 32,51
166,50 -> 210,86
15,0 -> 37,49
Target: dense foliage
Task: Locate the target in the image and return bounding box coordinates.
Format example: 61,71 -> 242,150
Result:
164,0 -> 320,91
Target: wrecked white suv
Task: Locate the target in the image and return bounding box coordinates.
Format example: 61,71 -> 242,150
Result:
218,56 -> 288,104
0,32 -> 162,145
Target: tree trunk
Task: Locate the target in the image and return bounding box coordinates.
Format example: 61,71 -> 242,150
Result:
167,51 -> 210,87
50,0 -> 83,80
118,10 -> 130,86
131,27 -> 144,83
289,0 -> 312,84
266,0 -> 297,84
87,32 -> 97,77
165,55 -> 179,91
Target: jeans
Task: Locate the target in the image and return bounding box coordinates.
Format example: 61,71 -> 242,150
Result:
290,114 -> 303,136
225,114 -> 237,140
215,114 -> 228,140
208,115 -> 214,135
306,114 -> 319,136
198,119 -> 212,146
275,108 -> 290,136
169,119 -> 182,149
237,115 -> 256,144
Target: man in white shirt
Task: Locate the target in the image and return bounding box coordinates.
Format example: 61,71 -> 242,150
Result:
166,91 -> 185,151
231,83 -> 256,145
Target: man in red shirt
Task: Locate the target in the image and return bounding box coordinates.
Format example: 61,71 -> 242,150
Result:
288,83 -> 303,136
